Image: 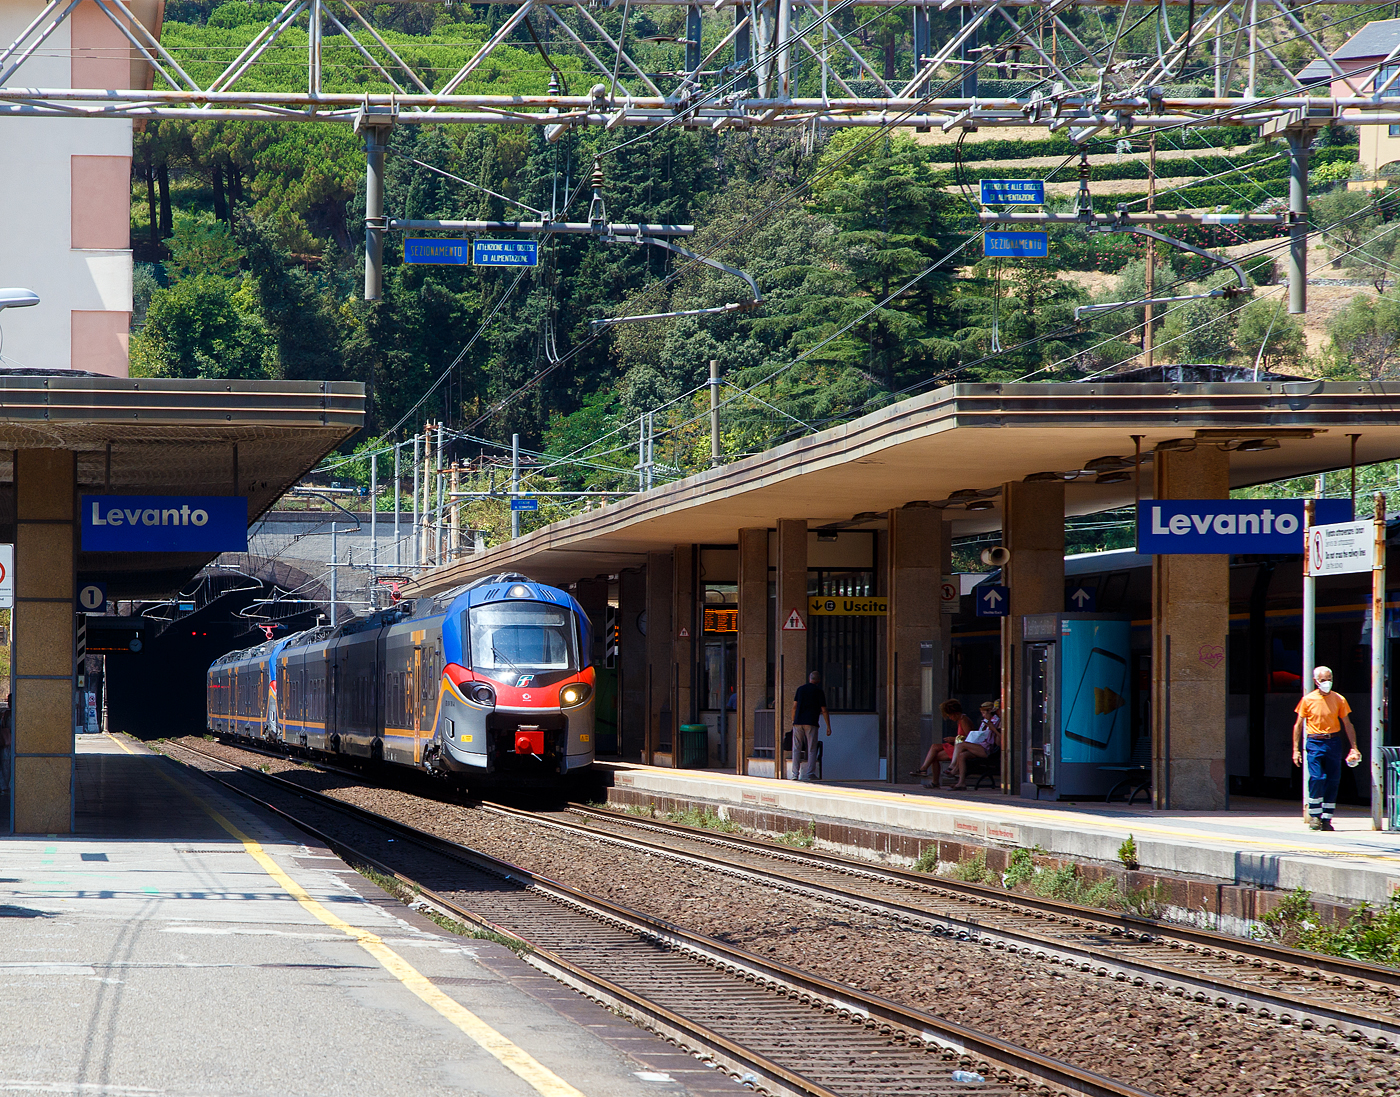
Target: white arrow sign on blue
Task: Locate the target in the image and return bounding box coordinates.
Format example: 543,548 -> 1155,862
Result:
976,585 -> 1009,617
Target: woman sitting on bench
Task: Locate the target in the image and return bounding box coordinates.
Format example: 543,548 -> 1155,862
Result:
912,699 -> 974,779
946,709 -> 1000,791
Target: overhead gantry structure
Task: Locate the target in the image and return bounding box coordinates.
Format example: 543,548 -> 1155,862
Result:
2,0 -> 1387,308
0,0 -> 1389,133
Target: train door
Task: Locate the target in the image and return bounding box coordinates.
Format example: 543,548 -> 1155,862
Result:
325,647 -> 337,751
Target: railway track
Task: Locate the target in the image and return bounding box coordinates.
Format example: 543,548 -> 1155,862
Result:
162,738 -> 1160,1097
486,800 -> 1400,1050
199,734 -> 1400,1047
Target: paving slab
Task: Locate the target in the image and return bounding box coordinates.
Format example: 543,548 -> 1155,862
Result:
0,735 -> 745,1097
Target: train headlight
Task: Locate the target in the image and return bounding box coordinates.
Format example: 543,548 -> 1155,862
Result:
468,682 -> 496,706
559,683 -> 592,708
508,584 -> 531,598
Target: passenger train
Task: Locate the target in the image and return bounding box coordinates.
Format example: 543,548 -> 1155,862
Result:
207,573 -> 595,784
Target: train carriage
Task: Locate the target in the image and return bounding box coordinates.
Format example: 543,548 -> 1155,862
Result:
207,573 -> 595,786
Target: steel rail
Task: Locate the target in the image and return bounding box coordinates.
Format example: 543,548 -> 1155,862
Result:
563,802 -> 1400,994
167,738 -> 1159,1097
464,802 -> 1400,1048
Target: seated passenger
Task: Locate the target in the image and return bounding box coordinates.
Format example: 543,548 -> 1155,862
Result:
946,712 -> 1000,791
912,699 -> 973,779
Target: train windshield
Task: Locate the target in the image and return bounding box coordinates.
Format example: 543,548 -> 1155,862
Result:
468,602 -> 579,683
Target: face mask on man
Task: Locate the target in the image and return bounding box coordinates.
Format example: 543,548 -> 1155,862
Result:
1317,681 -> 1333,694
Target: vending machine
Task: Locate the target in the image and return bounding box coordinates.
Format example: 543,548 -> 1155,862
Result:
1020,613 -> 1133,800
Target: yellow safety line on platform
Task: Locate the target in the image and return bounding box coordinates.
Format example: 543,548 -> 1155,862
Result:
615,764 -> 1400,864
104,733 -> 587,1097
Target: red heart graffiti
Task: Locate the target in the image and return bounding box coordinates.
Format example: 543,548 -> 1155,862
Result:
1197,644 -> 1225,669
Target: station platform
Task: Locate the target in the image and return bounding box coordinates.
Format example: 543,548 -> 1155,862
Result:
603,763 -> 1400,911
0,735 -> 743,1097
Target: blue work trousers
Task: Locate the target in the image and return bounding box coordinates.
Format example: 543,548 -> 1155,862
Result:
1305,734 -> 1347,821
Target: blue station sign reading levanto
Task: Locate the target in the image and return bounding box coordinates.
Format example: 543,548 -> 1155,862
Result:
81,495 -> 248,553
1136,498 -> 1352,555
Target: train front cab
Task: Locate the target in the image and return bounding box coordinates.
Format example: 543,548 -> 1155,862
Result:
431,579 -> 595,780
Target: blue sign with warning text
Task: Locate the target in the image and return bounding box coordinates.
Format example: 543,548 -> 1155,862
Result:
474,240 -> 539,267
980,179 -> 1045,205
984,231 -> 1049,259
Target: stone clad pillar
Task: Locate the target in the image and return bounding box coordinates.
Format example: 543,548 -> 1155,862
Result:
1152,445 -> 1229,809
617,568 -> 646,760
645,550 -> 673,766
572,577 -> 608,668
774,519 -> 806,779
671,544 -> 696,739
999,480 -> 1065,794
13,450 -> 77,834
736,528 -> 767,773
886,506 -> 949,781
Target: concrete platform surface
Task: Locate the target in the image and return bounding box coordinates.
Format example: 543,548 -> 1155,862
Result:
606,763 -> 1400,906
0,735 -> 743,1097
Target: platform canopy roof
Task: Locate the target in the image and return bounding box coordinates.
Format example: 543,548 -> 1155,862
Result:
409,379 -> 1400,593
0,372 -> 364,596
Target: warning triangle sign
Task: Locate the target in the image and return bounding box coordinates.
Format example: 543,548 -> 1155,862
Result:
783,609 -> 806,631
678,626 -> 690,638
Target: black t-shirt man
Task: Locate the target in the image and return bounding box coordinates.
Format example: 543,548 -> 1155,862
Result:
793,682 -> 829,728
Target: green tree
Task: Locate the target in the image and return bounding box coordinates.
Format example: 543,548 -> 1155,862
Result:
1159,295 -> 1233,364
1324,292 -> 1400,379
130,275 -> 273,380
1233,296 -> 1306,373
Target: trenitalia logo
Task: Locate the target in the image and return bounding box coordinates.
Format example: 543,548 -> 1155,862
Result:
81,495 -> 248,553
1136,499 -> 1352,555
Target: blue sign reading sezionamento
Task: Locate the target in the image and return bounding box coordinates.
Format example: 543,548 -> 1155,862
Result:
980,179 -> 1045,205
1136,498 -> 1352,555
404,239 -> 470,265
984,231 -> 1049,259
474,240 -> 539,267
81,495 -> 249,553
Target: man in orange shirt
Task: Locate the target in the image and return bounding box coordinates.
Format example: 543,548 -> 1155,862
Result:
1292,665 -> 1362,831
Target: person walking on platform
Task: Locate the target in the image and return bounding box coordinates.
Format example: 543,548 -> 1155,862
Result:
1292,665 -> 1361,831
790,671 -> 831,781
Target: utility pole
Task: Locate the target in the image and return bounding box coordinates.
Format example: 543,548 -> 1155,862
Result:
412,431 -> 421,568
1144,132 -> 1156,371
449,462 -> 461,561
1303,497 -> 1316,823
434,422 -> 444,566
511,433 -> 521,540
361,121 -> 389,301
1288,130 -> 1310,315
369,450 -> 377,578
1373,493 -> 1388,830
330,523 -> 338,628
709,359 -> 722,468
393,442 -> 401,568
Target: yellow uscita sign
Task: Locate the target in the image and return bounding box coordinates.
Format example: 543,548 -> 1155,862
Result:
807,596 -> 887,616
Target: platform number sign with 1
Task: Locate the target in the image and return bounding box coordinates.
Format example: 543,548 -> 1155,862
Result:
976,585 -> 1009,617
0,544 -> 11,610
78,582 -> 108,613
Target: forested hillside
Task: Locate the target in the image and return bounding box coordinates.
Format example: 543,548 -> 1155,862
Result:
131,0 -> 1397,497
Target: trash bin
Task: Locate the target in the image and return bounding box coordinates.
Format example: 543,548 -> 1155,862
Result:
1384,747 -> 1400,830
678,724 -> 709,769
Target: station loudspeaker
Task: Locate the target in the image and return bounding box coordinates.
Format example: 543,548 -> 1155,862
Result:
980,546 -> 1011,567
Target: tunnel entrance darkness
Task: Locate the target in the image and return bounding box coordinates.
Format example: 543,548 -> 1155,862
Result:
105,584 -> 322,741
